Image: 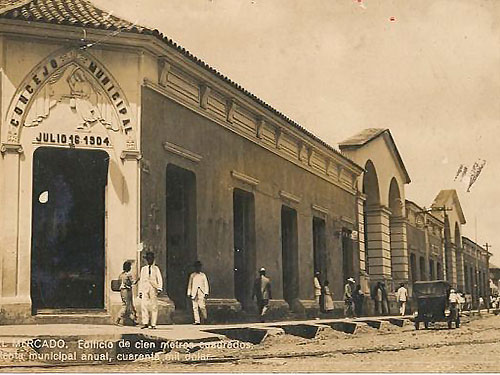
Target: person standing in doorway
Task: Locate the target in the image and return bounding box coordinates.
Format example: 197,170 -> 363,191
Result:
314,271 -> 322,316
139,252 -> 163,329
396,283 -> 408,316
253,267 -> 272,322
187,260 -> 210,325
344,277 -> 355,318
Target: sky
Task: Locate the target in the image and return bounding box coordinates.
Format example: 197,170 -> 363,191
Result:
94,0 -> 500,263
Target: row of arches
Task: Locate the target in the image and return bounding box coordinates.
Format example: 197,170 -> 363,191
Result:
362,159 -> 405,288
362,157 -> 465,290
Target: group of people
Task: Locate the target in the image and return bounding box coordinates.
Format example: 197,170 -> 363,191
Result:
116,252 -> 210,328
116,252 -> 276,327
489,295 -> 500,309
313,273 -> 365,318
120,255 -> 490,326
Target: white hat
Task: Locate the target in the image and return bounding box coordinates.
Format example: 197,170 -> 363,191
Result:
450,288 -> 455,293
259,267 -> 266,272
347,277 -> 355,283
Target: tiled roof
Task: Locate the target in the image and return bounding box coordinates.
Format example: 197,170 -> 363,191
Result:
0,0 -> 30,13
0,0 -> 144,30
0,0 -> 362,170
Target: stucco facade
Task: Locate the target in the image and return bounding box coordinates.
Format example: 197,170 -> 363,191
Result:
140,89 -> 361,320
0,34 -> 142,323
0,0 -> 364,324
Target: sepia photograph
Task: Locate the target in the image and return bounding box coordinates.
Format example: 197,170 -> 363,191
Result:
0,0 -> 499,372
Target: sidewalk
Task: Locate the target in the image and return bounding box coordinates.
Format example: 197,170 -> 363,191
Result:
0,314 -> 414,343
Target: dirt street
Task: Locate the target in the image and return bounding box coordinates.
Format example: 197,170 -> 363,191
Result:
5,314 -> 500,373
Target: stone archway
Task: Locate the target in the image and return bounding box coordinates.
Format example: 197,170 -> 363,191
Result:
388,177 -> 407,289
3,48 -> 137,151
362,160 -> 392,283
454,222 -> 465,291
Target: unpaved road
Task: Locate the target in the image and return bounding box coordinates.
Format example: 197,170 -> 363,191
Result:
5,314 -> 500,372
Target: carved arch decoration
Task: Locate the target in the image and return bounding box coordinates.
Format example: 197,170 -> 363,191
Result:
3,48 -> 137,151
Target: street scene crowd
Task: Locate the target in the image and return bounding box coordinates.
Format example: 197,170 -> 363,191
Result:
114,251 -> 496,328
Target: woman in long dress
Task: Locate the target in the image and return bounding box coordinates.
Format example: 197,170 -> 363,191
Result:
323,280 -> 334,313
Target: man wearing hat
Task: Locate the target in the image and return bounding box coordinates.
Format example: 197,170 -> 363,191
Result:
344,277 -> 356,318
396,282 -> 408,316
138,251 -> 163,329
187,260 -> 210,325
253,267 -> 272,322
313,271 -> 322,308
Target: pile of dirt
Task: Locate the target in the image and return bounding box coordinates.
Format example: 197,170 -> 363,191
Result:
315,328 -> 350,340
353,324 -> 376,335
261,333 -> 308,347
376,324 -> 400,334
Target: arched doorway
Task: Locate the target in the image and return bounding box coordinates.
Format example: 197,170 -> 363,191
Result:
388,177 -> 405,287
454,222 -> 464,290
362,160 -> 380,276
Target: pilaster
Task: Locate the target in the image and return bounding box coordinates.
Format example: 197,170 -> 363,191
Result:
455,248 -> 465,292
389,215 -> 409,288
0,144 -> 31,320
365,205 -> 392,283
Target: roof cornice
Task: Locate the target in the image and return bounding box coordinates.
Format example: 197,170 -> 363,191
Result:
0,18 -> 364,176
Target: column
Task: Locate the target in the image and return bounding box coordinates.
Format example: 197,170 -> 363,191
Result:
356,193 -> 369,293
390,216 -> 409,288
365,205 -> 392,283
456,248 -> 465,292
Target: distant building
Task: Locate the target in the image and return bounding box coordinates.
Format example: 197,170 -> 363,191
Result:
404,194 -> 491,304
489,265 -> 500,296
405,199 -> 445,293
462,237 -> 491,301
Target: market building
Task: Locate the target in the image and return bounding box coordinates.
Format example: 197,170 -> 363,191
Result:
0,0 -> 364,324
0,0 -> 492,324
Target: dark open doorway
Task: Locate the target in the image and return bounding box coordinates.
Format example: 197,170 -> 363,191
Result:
281,206 -> 299,307
31,147 -> 108,311
233,189 -> 256,311
313,217 -> 327,281
166,164 -> 197,310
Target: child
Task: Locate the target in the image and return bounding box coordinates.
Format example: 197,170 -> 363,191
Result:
323,280 -> 334,313
117,261 -> 137,326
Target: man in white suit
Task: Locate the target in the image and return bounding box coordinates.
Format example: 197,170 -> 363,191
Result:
187,260 -> 209,325
139,252 -> 163,329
